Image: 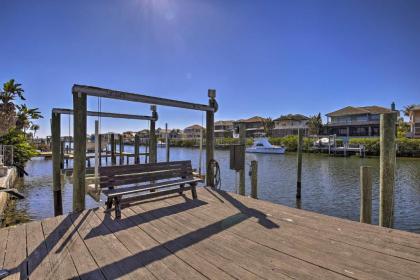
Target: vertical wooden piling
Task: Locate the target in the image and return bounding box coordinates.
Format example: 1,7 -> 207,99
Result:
110,134 -> 116,165
134,134 -> 140,164
239,122 -> 246,195
251,160 -> 258,199
206,89 -> 216,188
60,140 -> 64,169
379,112 -> 397,228
149,105 -> 157,163
51,112 -> 63,216
94,120 -> 100,185
72,91 -> 86,212
296,128 -> 303,199
119,134 -> 124,165
199,126 -> 203,175
165,123 -> 170,162
98,133 -> 102,166
360,166 -> 372,224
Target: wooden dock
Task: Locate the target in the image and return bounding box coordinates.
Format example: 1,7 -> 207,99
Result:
1,187 -> 419,280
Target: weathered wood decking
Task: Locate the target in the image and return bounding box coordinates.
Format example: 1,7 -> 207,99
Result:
1,187 -> 419,279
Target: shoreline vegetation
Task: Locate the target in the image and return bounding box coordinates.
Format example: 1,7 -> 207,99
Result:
162,136 -> 420,157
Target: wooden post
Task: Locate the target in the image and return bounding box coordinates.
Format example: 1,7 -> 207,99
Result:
65,144 -> 69,167
98,133 -> 102,166
238,122 -> 246,195
206,89 -> 216,188
60,140 -> 64,169
360,166 -> 372,224
165,123 -> 170,162
145,140 -> 149,163
149,105 -> 157,163
134,134 -> 140,164
51,112 -> 63,216
250,160 -> 258,199
199,126 -> 203,175
72,91 -> 86,212
94,120 -> 99,185
296,128 -> 303,199
379,112 -> 397,228
119,134 -> 124,165
110,133 -> 116,165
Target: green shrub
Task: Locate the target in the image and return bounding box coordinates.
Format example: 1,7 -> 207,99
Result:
349,137 -> 420,156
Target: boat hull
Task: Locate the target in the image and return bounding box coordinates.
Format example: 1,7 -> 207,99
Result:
246,147 -> 285,154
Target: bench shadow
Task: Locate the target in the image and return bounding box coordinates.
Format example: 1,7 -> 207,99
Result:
85,198 -> 208,239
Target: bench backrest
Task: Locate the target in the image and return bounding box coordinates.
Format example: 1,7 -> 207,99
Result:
99,160 -> 193,188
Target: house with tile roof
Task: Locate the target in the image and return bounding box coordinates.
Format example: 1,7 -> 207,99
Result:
273,114 -> 309,137
215,120 -> 234,138
325,104 -> 396,137
183,124 -> 204,139
233,116 -> 267,138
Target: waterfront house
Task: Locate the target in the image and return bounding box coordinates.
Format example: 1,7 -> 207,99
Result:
215,120 -> 234,138
157,128 -> 182,140
273,114 -> 309,137
408,105 -> 420,138
233,116 -> 266,138
183,124 -> 204,139
325,105 -> 395,137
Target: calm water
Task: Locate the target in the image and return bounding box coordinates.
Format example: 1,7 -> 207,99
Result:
3,146 -> 420,233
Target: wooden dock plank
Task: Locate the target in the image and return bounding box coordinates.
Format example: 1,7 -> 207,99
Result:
160,195 -> 351,280
0,228 -> 9,270
70,209 -> 157,280
135,199 -> 269,280
3,225 -> 27,280
199,188 -> 420,261
195,189 -> 420,279
93,208 -> 205,280
41,215 -> 80,279
126,204 -> 240,279
26,221 -> 54,279
60,212 -> 106,280
1,187 -> 420,280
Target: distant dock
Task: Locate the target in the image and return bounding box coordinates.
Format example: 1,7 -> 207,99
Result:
1,187 -> 419,279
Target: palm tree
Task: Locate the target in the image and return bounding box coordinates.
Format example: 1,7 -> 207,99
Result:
31,124 -> 40,139
0,79 -> 26,135
307,113 -> 323,135
262,117 -> 275,137
0,79 -> 25,104
16,104 -> 43,132
403,104 -> 415,117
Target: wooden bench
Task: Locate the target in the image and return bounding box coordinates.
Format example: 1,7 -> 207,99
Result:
99,160 -> 202,218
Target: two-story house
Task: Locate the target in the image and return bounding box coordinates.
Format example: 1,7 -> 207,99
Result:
325,105 -> 394,137
273,114 -> 309,137
183,124 -> 204,139
408,105 -> 420,138
233,116 -> 266,138
215,120 -> 234,138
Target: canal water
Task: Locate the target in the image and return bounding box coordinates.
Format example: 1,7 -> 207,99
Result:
2,147 -> 420,233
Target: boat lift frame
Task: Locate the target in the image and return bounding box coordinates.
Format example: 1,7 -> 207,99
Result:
71,84 -> 217,212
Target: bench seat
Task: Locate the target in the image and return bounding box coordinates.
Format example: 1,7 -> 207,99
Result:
99,160 -> 201,218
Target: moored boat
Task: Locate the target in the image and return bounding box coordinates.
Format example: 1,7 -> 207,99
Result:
246,137 -> 286,154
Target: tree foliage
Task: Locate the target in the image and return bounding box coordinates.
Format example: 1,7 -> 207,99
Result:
307,113 -> 323,135
262,117 -> 275,137
0,79 -> 42,172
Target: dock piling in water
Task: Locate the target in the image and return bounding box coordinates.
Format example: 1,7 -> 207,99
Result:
379,112 -> 397,228
296,128 -> 303,199
360,166 -> 372,224
238,122 -> 246,195
51,112 -> 63,216
250,160 -> 258,199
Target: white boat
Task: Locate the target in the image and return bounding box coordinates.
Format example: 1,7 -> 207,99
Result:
246,138 -> 286,154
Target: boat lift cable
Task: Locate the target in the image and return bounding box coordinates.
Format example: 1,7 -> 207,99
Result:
208,159 -> 221,189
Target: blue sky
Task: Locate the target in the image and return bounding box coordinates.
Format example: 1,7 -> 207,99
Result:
1,0 -> 419,137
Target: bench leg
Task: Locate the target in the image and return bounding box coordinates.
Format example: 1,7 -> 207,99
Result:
191,183 -> 197,199
114,196 -> 121,219
179,184 -> 185,195
106,197 -> 113,210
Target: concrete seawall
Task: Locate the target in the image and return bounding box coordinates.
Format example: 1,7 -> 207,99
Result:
0,167 -> 18,217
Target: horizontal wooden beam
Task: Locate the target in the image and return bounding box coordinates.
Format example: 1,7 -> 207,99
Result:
72,84 -> 214,112
52,108 -> 156,121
